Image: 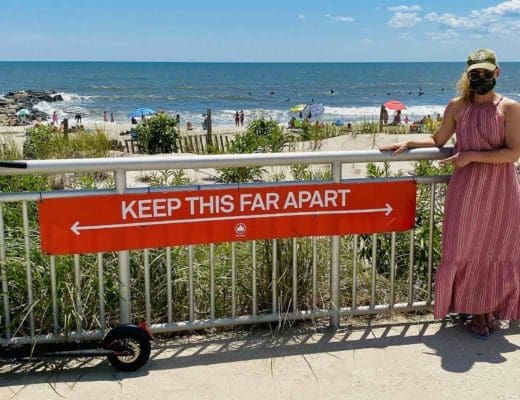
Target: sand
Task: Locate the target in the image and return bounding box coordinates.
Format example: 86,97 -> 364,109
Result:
9,122 -> 513,187
0,122 -> 448,186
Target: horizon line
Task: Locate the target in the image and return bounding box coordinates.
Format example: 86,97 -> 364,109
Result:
0,59 -> 486,63
1,59 -> 519,63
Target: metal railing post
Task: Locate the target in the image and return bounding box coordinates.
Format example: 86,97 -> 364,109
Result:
330,162 -> 342,329
115,170 -> 131,324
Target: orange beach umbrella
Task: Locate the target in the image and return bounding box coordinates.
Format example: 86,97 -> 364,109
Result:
384,100 -> 406,111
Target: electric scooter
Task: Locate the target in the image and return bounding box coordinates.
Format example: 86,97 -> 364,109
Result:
0,323 -> 153,372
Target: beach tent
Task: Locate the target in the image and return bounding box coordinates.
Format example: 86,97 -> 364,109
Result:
289,103 -> 325,120
301,103 -> 324,120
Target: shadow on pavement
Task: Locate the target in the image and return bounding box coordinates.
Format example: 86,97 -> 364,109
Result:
2,317 -> 519,387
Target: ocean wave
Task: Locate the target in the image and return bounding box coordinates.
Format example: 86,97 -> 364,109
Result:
324,105 -> 445,120
89,85 -> 129,90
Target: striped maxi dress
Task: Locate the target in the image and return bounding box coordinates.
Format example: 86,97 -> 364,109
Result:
434,97 -> 520,320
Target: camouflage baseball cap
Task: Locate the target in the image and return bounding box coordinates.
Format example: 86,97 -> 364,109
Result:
467,49 -> 499,72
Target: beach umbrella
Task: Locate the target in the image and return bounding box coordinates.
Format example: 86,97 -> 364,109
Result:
16,108 -> 31,117
128,107 -> 156,119
289,104 -> 307,112
308,103 -> 325,116
384,100 -> 406,111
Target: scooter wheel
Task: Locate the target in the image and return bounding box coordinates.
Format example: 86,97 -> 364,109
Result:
106,328 -> 151,372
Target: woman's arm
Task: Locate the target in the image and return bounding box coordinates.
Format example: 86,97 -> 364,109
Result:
441,101 -> 520,167
379,99 -> 460,155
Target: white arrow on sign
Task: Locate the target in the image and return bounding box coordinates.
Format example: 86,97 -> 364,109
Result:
70,203 -> 393,236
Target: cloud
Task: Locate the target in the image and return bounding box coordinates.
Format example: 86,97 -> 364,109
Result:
388,5 -> 422,12
387,12 -> 421,28
298,14 -> 305,20
325,14 -> 354,22
424,12 -> 471,29
424,1 -> 520,37
481,0 -> 520,16
425,29 -> 459,42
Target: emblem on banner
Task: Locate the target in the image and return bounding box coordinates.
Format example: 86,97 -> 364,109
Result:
234,222 -> 247,236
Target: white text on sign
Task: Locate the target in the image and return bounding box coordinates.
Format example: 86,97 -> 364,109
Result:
121,189 -> 351,220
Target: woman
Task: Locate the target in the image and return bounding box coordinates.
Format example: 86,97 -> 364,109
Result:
380,49 -> 520,338
392,110 -> 401,125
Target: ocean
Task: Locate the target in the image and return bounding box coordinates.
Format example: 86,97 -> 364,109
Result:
1,62 -> 519,127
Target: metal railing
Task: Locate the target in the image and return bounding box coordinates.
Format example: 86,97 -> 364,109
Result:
0,148 -> 453,345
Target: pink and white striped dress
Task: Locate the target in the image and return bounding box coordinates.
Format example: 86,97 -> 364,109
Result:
434,97 -> 520,320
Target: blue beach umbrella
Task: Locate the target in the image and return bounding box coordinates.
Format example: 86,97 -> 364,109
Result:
128,107 -> 156,119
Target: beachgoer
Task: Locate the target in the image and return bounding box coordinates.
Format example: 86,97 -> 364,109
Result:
75,113 -> 82,124
234,111 -> 240,127
175,114 -> 181,125
131,117 -> 138,125
240,110 -> 244,127
379,105 -> 389,131
110,113 -> 115,123
391,110 -> 401,125
404,115 -> 410,124
103,111 -> 108,122
380,48 -> 520,338
52,111 -> 58,126
187,121 -> 193,131
288,116 -> 296,128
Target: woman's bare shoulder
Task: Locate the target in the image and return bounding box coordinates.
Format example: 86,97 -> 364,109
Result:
499,96 -> 520,116
445,97 -> 467,119
500,96 -> 520,107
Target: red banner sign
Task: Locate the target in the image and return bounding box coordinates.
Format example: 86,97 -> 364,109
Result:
39,181 -> 416,255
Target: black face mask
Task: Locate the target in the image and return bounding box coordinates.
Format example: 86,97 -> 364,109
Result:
470,77 -> 496,95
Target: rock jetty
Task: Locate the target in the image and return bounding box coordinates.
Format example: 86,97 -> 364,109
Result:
0,90 -> 63,126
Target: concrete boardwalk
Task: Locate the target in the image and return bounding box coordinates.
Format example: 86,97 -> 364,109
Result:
2,315 -> 520,400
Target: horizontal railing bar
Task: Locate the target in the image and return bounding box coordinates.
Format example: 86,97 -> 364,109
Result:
0,331 -> 104,346
0,148 -> 454,175
0,302 -> 433,346
0,175 -> 451,203
339,302 -> 430,316
149,310 -> 332,333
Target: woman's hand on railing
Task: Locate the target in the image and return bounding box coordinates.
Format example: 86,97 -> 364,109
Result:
379,142 -> 408,156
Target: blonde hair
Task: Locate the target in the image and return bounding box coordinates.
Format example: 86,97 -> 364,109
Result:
456,71 -> 473,101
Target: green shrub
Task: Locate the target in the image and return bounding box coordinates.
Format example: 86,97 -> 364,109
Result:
23,125 -> 110,159
217,118 -> 290,183
135,113 -> 178,154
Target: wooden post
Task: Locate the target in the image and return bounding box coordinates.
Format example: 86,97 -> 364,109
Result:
206,108 -> 212,147
63,118 -> 69,138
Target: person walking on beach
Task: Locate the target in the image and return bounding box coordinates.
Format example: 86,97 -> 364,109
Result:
110,113 -> 115,123
380,49 -> 520,338
379,105 -> 388,131
234,111 -> 240,127
104,111 -> 108,122
52,111 -> 59,126
240,110 -> 245,127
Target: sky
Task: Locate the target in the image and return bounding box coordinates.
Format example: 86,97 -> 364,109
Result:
1,0 -> 520,62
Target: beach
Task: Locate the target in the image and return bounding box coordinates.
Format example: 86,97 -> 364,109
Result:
0,120 -> 448,188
